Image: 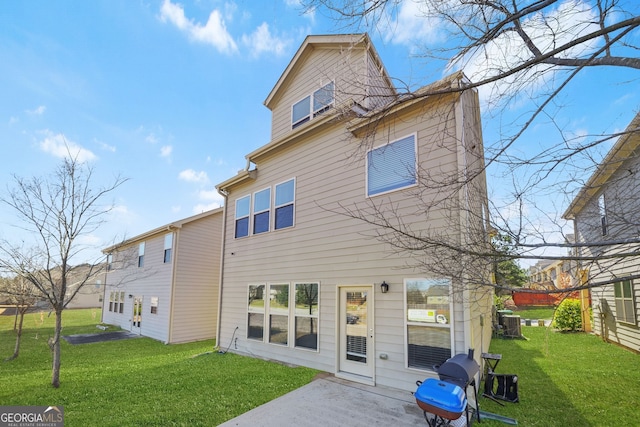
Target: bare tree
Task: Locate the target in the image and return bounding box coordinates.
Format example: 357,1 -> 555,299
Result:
0,273 -> 43,361
0,153 -> 126,387
303,0 -> 640,294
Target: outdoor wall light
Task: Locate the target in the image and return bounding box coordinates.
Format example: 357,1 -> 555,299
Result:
380,281 -> 389,293
128,294 -> 133,299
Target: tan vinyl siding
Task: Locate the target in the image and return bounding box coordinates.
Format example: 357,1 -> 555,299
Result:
219,88 -> 489,390
365,50 -> 395,110
270,46 -> 369,141
169,213 -> 222,343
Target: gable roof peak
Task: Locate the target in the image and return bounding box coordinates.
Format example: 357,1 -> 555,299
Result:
264,33 -> 391,109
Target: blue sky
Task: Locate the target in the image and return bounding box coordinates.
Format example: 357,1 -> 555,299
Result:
1,0 -> 638,262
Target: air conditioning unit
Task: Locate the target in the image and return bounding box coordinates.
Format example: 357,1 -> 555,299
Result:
503,315 -> 522,338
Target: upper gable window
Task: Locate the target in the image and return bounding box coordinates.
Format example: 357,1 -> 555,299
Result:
367,134 -> 417,196
235,195 -> 251,238
292,82 -> 334,129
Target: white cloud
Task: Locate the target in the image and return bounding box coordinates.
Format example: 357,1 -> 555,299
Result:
381,0 -> 442,47
160,145 -> 173,158
178,168 -> 209,184
159,0 -> 238,54
8,116 -> 18,125
198,189 -> 219,201
284,0 -> 315,23
39,132 -> 97,162
193,202 -> 223,214
96,138 -> 116,153
241,23 -> 290,58
26,105 -> 46,115
146,133 -> 158,144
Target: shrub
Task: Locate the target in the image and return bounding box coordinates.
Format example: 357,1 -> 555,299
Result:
553,299 -> 582,331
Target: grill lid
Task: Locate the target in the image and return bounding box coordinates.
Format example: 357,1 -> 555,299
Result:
437,349 -> 480,388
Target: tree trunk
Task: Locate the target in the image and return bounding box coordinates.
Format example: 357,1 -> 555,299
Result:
5,308 -> 26,361
50,308 -> 62,388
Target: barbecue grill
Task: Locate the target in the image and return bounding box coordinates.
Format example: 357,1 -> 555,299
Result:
436,349 -> 481,425
415,379 -> 467,426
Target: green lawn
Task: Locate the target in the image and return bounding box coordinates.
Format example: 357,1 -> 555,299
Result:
480,326 -> 640,426
512,307 -> 556,320
0,308 -> 318,426
2,308 -> 638,426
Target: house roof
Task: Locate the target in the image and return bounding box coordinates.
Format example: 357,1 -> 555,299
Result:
102,207 -> 223,253
562,111 -> 640,219
263,33 -> 394,110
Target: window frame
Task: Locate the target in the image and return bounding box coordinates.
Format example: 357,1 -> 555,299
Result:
235,195 -> 251,238
614,280 -> 637,325
267,283 -> 290,346
366,133 -> 418,197
150,297 -> 159,315
164,233 -> 173,264
291,81 -> 335,129
598,194 -> 607,236
247,284 -> 266,341
109,291 -> 114,312
253,187 -> 271,235
138,242 -> 145,267
119,291 -> 125,314
274,178 -> 296,230
294,282 -> 320,351
404,277 -> 454,372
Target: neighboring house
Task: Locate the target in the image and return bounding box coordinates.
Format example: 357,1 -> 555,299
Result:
64,263 -> 105,309
102,208 -> 223,344
214,34 -> 493,392
563,111 -> 640,353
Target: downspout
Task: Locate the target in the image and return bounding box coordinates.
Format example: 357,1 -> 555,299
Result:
166,225 -> 179,344
215,188 -> 229,350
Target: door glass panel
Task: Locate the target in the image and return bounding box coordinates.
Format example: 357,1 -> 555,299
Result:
345,291 -> 367,363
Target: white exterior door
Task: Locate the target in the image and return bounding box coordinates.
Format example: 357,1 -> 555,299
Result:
131,296 -> 142,334
338,286 -> 374,380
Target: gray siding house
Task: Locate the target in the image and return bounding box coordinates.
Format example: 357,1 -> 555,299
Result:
102,208 -> 222,344
563,111 -> 640,353
215,34 -> 493,392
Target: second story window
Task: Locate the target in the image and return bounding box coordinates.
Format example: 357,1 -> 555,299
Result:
164,233 -> 173,263
292,81 -> 334,129
367,134 -> 417,197
598,194 -> 607,236
253,188 -> 271,234
275,179 -> 295,230
235,195 -> 250,238
138,242 -> 145,267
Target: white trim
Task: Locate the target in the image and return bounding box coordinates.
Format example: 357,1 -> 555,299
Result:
247,283 -> 266,341
403,277 -> 454,372
366,132 -> 418,198
274,177 -> 296,230
291,81 -> 335,129
266,282 -> 291,347
234,194 -> 251,238
252,187 -> 272,234
293,281 -> 320,352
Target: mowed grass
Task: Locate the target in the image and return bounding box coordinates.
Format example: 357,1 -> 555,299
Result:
0,308 -> 318,426
512,307 -> 556,320
480,326 -> 640,426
